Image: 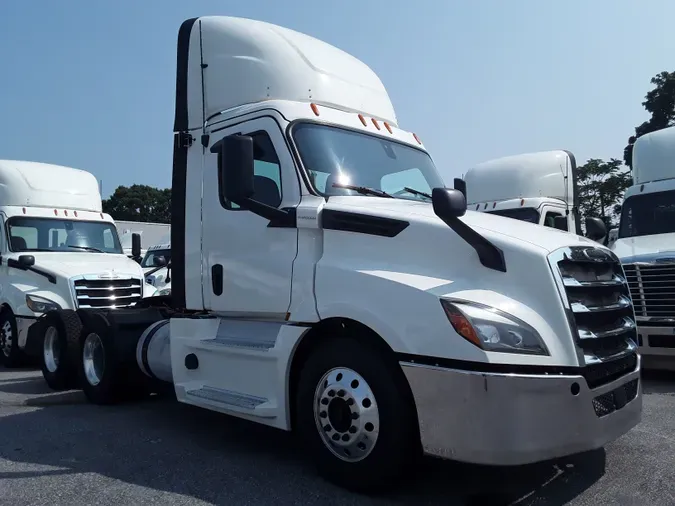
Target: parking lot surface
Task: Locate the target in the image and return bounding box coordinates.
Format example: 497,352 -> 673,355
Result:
0,367 -> 674,505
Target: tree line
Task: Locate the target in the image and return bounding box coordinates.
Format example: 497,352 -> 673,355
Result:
103,71 -> 675,227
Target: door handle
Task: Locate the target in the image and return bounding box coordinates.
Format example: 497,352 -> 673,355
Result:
211,264 -> 223,296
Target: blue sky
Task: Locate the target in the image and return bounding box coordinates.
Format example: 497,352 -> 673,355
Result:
1,1 -> 673,197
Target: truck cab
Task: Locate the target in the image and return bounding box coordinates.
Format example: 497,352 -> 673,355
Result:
461,150 -> 607,242
612,125 -> 675,368
0,160 -> 155,369
43,16 -> 641,493
142,240 -> 171,292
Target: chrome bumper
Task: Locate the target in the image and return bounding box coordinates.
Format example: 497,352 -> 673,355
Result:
401,357 -> 642,466
637,325 -> 675,356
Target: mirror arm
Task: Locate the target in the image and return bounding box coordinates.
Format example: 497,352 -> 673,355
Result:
436,215 -> 506,272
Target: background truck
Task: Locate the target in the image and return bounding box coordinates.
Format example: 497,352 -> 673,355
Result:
0,160 -> 156,381
117,221 -> 171,261
459,150 -> 608,242
612,125 -> 675,369
36,16 -> 641,493
142,238 -> 172,292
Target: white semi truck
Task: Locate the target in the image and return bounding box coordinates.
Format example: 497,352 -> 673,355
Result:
118,221 -> 171,261
0,160 -> 155,381
460,150 -> 608,242
33,16 -> 641,492
612,125 -> 675,369
142,239 -> 172,293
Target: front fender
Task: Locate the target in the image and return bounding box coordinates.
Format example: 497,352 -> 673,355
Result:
315,265 -> 578,366
315,266 -> 487,361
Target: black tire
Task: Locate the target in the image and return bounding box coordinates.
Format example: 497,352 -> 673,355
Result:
295,338 -> 420,493
78,312 -> 152,405
0,310 -> 23,368
39,311 -> 82,391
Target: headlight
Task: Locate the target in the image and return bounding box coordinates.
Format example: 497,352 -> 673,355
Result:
156,287 -> 171,296
440,299 -> 549,355
25,294 -> 61,314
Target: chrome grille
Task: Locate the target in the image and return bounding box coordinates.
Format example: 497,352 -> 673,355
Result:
549,246 -> 638,387
73,277 -> 143,309
622,263 -> 675,319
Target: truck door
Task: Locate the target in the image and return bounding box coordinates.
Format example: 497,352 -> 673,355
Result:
201,116 -> 300,318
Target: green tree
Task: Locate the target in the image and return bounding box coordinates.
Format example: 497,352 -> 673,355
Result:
102,184 -> 171,223
624,71 -> 675,168
577,158 -> 632,228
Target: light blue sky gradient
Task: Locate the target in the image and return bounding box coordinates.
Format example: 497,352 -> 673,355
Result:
1,1 -> 673,197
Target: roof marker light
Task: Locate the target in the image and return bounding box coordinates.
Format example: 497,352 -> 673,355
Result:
74,211 -> 78,217
492,202 -> 496,208
413,133 -> 422,144
100,213 -> 104,219
384,122 -> 393,134
22,207 -> 26,214
358,114 -> 367,127
54,209 -> 58,216
372,118 -> 381,130
520,199 -> 525,206
64,210 -> 68,216
310,103 -> 320,116
475,204 -> 479,210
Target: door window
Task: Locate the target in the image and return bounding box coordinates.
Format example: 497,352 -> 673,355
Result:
220,131 -> 282,210
543,211 -> 566,231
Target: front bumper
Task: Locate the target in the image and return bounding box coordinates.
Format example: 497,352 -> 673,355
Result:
401,356 -> 642,466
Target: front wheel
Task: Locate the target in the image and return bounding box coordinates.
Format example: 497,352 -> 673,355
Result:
0,311 -> 22,368
295,338 -> 420,493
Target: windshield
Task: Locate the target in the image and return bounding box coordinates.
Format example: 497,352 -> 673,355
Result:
6,217 -> 123,254
291,123 -> 445,200
141,248 -> 171,268
486,207 -> 540,224
619,189 -> 675,238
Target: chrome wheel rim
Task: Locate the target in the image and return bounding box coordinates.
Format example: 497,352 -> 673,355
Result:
313,367 -> 380,462
82,333 -> 105,386
43,326 -> 60,373
1,320 -> 13,358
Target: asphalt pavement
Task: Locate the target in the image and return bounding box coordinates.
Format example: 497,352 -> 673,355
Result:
0,367 -> 674,506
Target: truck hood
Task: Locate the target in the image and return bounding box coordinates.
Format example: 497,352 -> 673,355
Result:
324,196 -> 597,253
24,252 -> 144,279
611,232 -> 675,263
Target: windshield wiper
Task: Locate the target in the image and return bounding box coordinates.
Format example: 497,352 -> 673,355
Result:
331,183 -> 394,198
67,245 -> 105,253
403,187 -> 432,199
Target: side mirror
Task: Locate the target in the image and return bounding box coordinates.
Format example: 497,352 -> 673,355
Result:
211,134 -> 255,205
154,255 -> 167,267
585,217 -> 607,242
165,261 -> 171,283
553,216 -> 568,231
18,255 -> 35,267
453,178 -> 467,199
131,233 -> 142,259
432,188 -> 467,219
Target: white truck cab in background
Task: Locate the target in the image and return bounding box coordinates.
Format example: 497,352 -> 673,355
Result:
118,221 -> 171,261
0,160 -> 155,371
612,125 -> 675,368
142,240 -> 171,293
42,16 -> 641,493
460,150 -> 608,242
